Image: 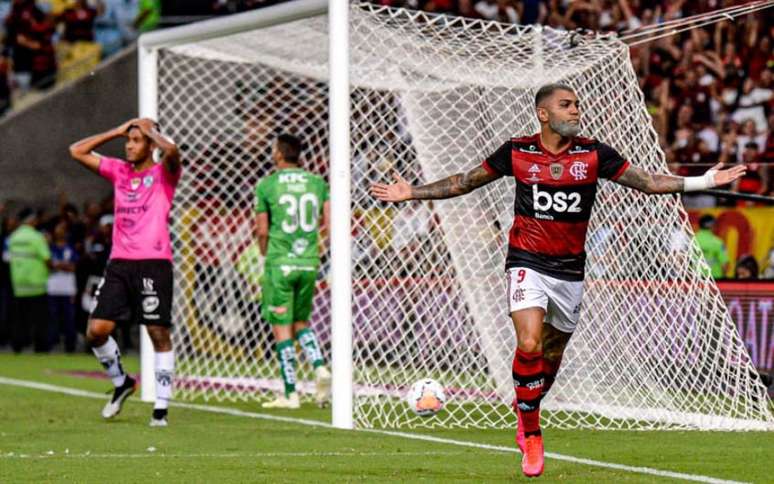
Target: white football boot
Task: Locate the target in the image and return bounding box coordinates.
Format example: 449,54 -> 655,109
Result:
262,392 -> 301,409
102,376 -> 136,419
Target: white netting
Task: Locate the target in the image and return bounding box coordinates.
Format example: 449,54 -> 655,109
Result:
154,4 -> 774,430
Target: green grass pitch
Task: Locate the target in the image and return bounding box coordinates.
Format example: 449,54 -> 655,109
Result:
0,353 -> 772,483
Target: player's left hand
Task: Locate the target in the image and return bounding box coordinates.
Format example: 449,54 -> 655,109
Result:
134,118 -> 158,135
707,162 -> 747,187
371,172 -> 413,202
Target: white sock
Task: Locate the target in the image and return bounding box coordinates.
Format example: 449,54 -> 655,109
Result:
154,350 -> 175,410
91,336 -> 126,387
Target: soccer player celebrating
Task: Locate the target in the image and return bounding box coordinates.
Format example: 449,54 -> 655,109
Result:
371,83 -> 746,477
69,118 -> 181,427
255,134 -> 332,409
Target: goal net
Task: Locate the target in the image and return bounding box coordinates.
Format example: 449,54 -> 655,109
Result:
148,2 -> 774,430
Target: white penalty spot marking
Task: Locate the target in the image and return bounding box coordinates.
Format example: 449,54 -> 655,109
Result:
0,376 -> 749,484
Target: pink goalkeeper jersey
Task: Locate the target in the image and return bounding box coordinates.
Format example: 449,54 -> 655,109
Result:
99,157 -> 181,261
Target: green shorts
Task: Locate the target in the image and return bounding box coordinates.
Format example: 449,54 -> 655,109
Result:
261,263 -> 318,325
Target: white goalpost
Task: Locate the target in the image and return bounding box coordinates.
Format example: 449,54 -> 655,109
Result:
137,0 -> 774,431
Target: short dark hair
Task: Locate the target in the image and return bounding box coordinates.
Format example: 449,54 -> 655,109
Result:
736,254 -> 759,279
127,122 -> 158,141
127,124 -> 150,142
275,133 -> 303,164
17,207 -> 34,222
535,83 -> 576,107
699,214 -> 715,230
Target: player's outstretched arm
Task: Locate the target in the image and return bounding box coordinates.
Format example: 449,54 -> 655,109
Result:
134,118 -> 181,175
371,166 -> 501,202
69,118 -> 139,173
614,162 -> 746,194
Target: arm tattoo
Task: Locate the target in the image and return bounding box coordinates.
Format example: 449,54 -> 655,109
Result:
411,166 -> 501,200
615,165 -> 684,194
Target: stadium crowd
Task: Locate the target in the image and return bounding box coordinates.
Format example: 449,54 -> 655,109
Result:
0,0 -> 275,116
0,197 -> 129,353
1,0 -> 773,354
373,0 -> 774,203
0,0 -> 154,115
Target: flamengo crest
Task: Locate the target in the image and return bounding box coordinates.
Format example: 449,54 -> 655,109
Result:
569,161 -> 588,181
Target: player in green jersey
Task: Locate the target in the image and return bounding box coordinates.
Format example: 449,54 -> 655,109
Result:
255,134 -> 331,409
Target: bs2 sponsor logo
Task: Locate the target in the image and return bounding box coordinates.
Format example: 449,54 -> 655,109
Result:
532,185 -> 582,213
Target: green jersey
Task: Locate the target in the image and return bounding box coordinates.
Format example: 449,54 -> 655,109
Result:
255,167 -> 329,266
7,225 -> 51,297
695,229 -> 728,279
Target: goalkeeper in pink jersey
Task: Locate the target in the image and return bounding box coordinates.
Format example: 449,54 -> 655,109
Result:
69,118 -> 181,427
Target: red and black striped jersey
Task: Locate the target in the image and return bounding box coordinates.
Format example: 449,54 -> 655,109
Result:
482,134 -> 629,281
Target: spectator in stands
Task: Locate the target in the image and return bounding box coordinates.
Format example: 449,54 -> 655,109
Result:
47,220 -> 78,352
761,249 -> 774,280
456,0 -> 479,19
733,141 -> 768,200
734,254 -> 759,280
110,0 -> 139,45
351,210 -> 381,276
516,0 -> 546,25
58,202 -> 87,250
761,113 -> 774,174
737,118 -> 767,160
391,201 -> 433,276
4,0 -> 37,92
59,0 -> 100,43
6,207 -> 51,353
678,67 -> 713,126
134,0 -> 159,33
0,202 -> 13,347
0,47 -> 10,115
94,0 -> 126,57
22,4 -> 57,89
474,0 -> 498,21
0,0 -> 11,31
695,214 -> 729,280
234,240 -> 267,353
730,77 -> 773,133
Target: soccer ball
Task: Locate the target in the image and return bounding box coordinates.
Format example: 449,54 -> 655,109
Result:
407,378 -> 446,416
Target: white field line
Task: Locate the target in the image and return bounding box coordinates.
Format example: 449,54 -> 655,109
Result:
0,376 -> 748,484
0,451 -> 468,459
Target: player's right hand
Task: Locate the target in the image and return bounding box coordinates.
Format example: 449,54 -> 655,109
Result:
370,172 -> 412,202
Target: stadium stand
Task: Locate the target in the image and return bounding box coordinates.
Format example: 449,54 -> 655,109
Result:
0,1 -> 772,360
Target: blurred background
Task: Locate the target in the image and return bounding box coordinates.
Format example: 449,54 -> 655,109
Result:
0,0 -> 771,393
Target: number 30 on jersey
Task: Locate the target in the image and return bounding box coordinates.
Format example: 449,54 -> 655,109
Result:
278,193 -> 320,233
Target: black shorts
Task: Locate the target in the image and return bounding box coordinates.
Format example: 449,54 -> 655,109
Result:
91,259 -> 173,327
